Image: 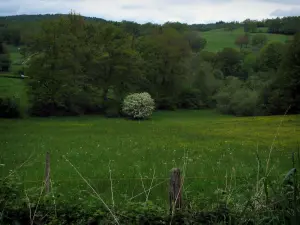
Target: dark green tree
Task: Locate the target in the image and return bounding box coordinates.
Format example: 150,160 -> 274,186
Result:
252,34 -> 268,49
184,31 -> 207,52
216,48 -> 242,77
137,27 -> 191,109
27,13 -> 143,116
273,33 -> 300,114
257,41 -> 286,71
244,19 -> 257,33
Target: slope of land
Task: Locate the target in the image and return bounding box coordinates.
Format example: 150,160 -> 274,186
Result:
202,28 -> 290,52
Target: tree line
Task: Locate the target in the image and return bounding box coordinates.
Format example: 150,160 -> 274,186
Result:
1,13 -> 300,117
1,14 -> 300,46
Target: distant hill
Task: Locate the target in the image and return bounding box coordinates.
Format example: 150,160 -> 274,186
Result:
0,14 -> 298,52
0,14 -> 108,22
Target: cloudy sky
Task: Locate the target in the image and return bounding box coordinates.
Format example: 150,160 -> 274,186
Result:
1,0 -> 300,24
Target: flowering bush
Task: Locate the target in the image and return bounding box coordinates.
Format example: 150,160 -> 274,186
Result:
122,92 -> 155,119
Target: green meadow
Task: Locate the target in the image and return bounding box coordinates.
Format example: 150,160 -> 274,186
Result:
202,28 -> 290,52
1,110 -> 299,206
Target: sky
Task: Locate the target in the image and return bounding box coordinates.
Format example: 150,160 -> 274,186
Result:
0,0 -> 300,24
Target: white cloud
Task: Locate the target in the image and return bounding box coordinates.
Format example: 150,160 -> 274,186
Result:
0,0 -> 299,24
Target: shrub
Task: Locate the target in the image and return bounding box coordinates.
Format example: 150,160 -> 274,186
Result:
214,91 -> 232,114
214,77 -> 260,116
230,89 -> 259,116
104,99 -> 121,118
103,88 -> 121,118
122,92 -> 155,119
178,89 -> 205,109
0,97 -> 21,118
156,96 -> 177,110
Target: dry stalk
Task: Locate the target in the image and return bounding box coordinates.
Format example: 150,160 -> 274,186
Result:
63,155 -> 119,225
108,161 -> 115,208
24,189 -> 32,222
138,171 -> 147,200
128,179 -> 168,201
4,151 -> 34,181
265,105 -> 291,175
31,181 -> 45,225
146,168 -> 156,202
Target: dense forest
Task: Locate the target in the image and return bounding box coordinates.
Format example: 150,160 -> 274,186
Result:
0,13 -> 300,117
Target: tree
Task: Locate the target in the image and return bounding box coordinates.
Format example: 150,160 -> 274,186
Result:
273,33 -> 300,114
267,16 -> 300,35
214,76 -> 259,116
27,13 -> 143,116
224,22 -> 238,32
193,62 -> 223,107
90,24 -> 144,107
199,50 -> 217,66
252,34 -> 268,49
244,19 -> 257,33
216,48 -> 242,77
163,22 -> 189,33
235,34 -> 249,49
184,31 -> 207,52
257,41 -> 286,71
136,27 -> 191,109
120,20 -> 141,49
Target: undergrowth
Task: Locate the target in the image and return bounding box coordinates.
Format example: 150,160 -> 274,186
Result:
1,158 -> 300,225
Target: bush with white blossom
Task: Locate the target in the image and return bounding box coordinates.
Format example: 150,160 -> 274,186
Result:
122,92 -> 155,119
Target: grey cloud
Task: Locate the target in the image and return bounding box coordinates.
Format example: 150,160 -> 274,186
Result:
270,8 -> 300,16
163,0 -> 232,5
0,0 -> 81,16
121,4 -> 146,10
262,0 -> 300,5
0,1 -> 20,15
18,0 -> 73,14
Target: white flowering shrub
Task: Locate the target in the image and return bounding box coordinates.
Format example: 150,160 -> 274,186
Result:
122,92 -> 155,119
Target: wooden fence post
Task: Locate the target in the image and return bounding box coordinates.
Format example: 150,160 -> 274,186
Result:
169,168 -> 182,212
45,152 -> 50,194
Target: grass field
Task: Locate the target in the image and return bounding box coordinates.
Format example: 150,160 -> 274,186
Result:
0,46 -> 27,114
7,45 -> 23,74
1,111 -> 299,206
202,28 -> 290,52
0,74 -> 28,115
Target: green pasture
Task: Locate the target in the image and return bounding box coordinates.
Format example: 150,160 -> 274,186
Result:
202,28 -> 290,52
1,110 -> 299,206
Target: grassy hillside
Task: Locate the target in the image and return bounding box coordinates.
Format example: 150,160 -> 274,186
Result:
0,75 -> 28,115
202,28 -> 290,52
0,46 -> 27,115
7,45 -> 23,74
1,110 -> 299,205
